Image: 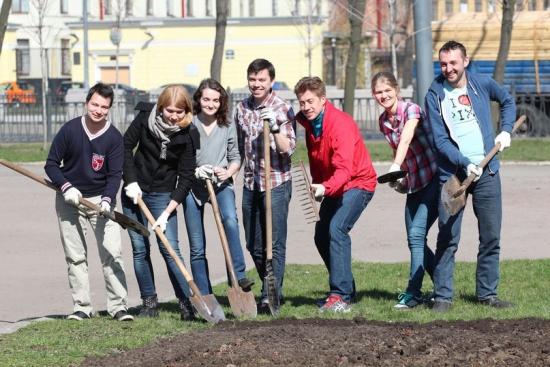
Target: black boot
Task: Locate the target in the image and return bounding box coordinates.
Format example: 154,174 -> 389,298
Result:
179,297 -> 197,321
138,296 -> 158,318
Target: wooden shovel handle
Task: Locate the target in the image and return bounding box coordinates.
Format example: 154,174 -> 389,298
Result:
0,158 -> 116,222
205,179 -> 240,286
459,115 -> 526,189
136,197 -> 199,294
263,119 -> 273,260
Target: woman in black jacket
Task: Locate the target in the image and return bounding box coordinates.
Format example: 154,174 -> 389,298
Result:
121,84 -> 200,320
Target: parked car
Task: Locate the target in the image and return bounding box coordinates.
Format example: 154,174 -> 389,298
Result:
0,81 -> 36,105
272,81 -> 290,90
109,83 -> 146,97
56,81 -> 84,102
148,83 -> 197,102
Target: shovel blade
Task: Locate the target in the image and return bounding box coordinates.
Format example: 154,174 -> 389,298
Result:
227,287 -> 257,318
265,258 -> 280,316
188,293 -> 226,323
113,210 -> 150,237
441,175 -> 467,216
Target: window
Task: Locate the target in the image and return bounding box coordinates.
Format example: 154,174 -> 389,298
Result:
126,0 -> 133,16
432,0 -> 438,20
293,0 -> 300,16
249,0 -> 255,16
474,0 -> 482,12
147,0 -> 154,15
104,0 -> 111,15
60,0 -> 69,14
186,0 -> 193,16
516,0 -> 523,11
12,0 -> 29,13
206,0 -> 212,16
487,0 -> 496,12
273,0 -> 278,16
166,0 -> 173,16
16,40 -> 30,76
61,39 -> 70,75
445,0 -> 453,13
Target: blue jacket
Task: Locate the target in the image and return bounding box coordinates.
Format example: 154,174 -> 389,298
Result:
424,70 -> 516,181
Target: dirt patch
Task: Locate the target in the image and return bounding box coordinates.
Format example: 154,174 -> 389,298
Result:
82,317 -> 550,366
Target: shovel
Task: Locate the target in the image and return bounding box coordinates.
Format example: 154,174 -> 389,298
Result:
0,159 -> 149,237
205,179 -> 257,317
136,197 -> 225,323
441,115 -> 525,216
377,170 -> 408,184
263,119 -> 280,316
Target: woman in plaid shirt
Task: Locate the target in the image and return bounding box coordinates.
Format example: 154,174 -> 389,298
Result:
372,71 -> 439,310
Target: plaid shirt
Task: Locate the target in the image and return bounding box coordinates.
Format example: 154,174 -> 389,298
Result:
378,100 -> 438,193
234,91 -> 296,191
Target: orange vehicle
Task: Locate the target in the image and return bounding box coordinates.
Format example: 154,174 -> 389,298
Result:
0,81 -> 36,104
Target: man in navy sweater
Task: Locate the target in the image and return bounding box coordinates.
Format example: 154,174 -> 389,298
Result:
45,82 -> 133,321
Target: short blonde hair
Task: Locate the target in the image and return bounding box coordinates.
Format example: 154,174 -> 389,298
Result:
156,84 -> 193,128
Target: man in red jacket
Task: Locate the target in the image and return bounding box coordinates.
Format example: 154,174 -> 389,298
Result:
294,76 -> 377,312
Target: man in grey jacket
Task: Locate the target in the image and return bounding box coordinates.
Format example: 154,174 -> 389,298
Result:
424,40 -> 516,313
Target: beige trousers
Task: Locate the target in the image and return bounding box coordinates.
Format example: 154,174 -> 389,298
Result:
55,194 -> 129,317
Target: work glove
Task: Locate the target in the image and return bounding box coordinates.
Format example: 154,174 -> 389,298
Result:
100,200 -> 111,215
152,211 -> 170,233
260,108 -> 279,133
494,131 -> 511,152
311,183 -> 326,202
195,164 -> 214,180
467,163 -> 482,182
124,182 -> 142,205
63,187 -> 81,206
388,163 -> 403,189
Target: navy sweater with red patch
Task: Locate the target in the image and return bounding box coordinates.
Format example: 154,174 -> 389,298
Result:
45,116 -> 123,204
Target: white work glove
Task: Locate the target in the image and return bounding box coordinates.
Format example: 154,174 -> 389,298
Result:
311,183 -> 326,202
100,200 -> 111,214
195,164 -> 214,180
494,131 -> 511,152
124,182 -> 142,205
152,211 -> 170,233
467,163 -> 482,182
63,187 -> 81,206
388,163 -> 403,189
260,108 -> 279,132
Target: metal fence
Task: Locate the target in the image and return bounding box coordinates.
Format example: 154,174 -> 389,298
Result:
1,91 -> 548,143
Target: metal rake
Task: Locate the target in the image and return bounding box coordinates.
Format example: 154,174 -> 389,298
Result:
291,159 -> 320,224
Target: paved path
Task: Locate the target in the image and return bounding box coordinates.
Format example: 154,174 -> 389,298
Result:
1,162 -> 549,333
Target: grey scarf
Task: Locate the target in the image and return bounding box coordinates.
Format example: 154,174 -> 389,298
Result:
147,104 -> 181,159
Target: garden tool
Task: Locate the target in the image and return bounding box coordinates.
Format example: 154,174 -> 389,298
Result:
441,115 -> 525,216
291,160 -> 320,223
377,170 -> 408,184
263,118 -> 280,316
0,159 -> 149,237
136,197 -> 225,323
205,179 -> 257,317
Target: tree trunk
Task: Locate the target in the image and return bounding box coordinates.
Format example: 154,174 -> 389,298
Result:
210,0 -> 228,82
492,0 -> 515,132
343,0 -> 366,116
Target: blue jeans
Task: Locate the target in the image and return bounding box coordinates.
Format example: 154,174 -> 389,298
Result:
404,174 -> 438,297
434,169 -> 502,303
314,188 -> 374,304
121,191 -> 190,300
183,186 -> 248,295
242,180 -> 292,302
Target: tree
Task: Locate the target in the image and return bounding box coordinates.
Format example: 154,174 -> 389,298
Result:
492,0 -> 515,132
343,0 -> 366,116
0,0 -> 13,55
210,0 -> 228,83
26,0 -> 56,151
289,0 -> 324,77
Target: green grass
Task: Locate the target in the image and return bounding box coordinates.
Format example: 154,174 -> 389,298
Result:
0,259 -> 548,366
1,138 -> 549,164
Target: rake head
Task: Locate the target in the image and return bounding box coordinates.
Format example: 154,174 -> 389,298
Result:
291,160 -> 320,224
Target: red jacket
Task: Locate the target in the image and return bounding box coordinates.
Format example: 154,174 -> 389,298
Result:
296,101 -> 377,198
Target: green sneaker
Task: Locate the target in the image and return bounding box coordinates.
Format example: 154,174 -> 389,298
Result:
394,292 -> 424,310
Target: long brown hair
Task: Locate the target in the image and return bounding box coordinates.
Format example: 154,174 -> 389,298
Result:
156,84 -> 193,128
192,78 -> 230,127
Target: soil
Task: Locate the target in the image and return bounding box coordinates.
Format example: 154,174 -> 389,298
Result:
81,316 -> 550,366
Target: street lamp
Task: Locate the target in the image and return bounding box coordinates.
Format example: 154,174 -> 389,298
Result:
331,38 -> 336,86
